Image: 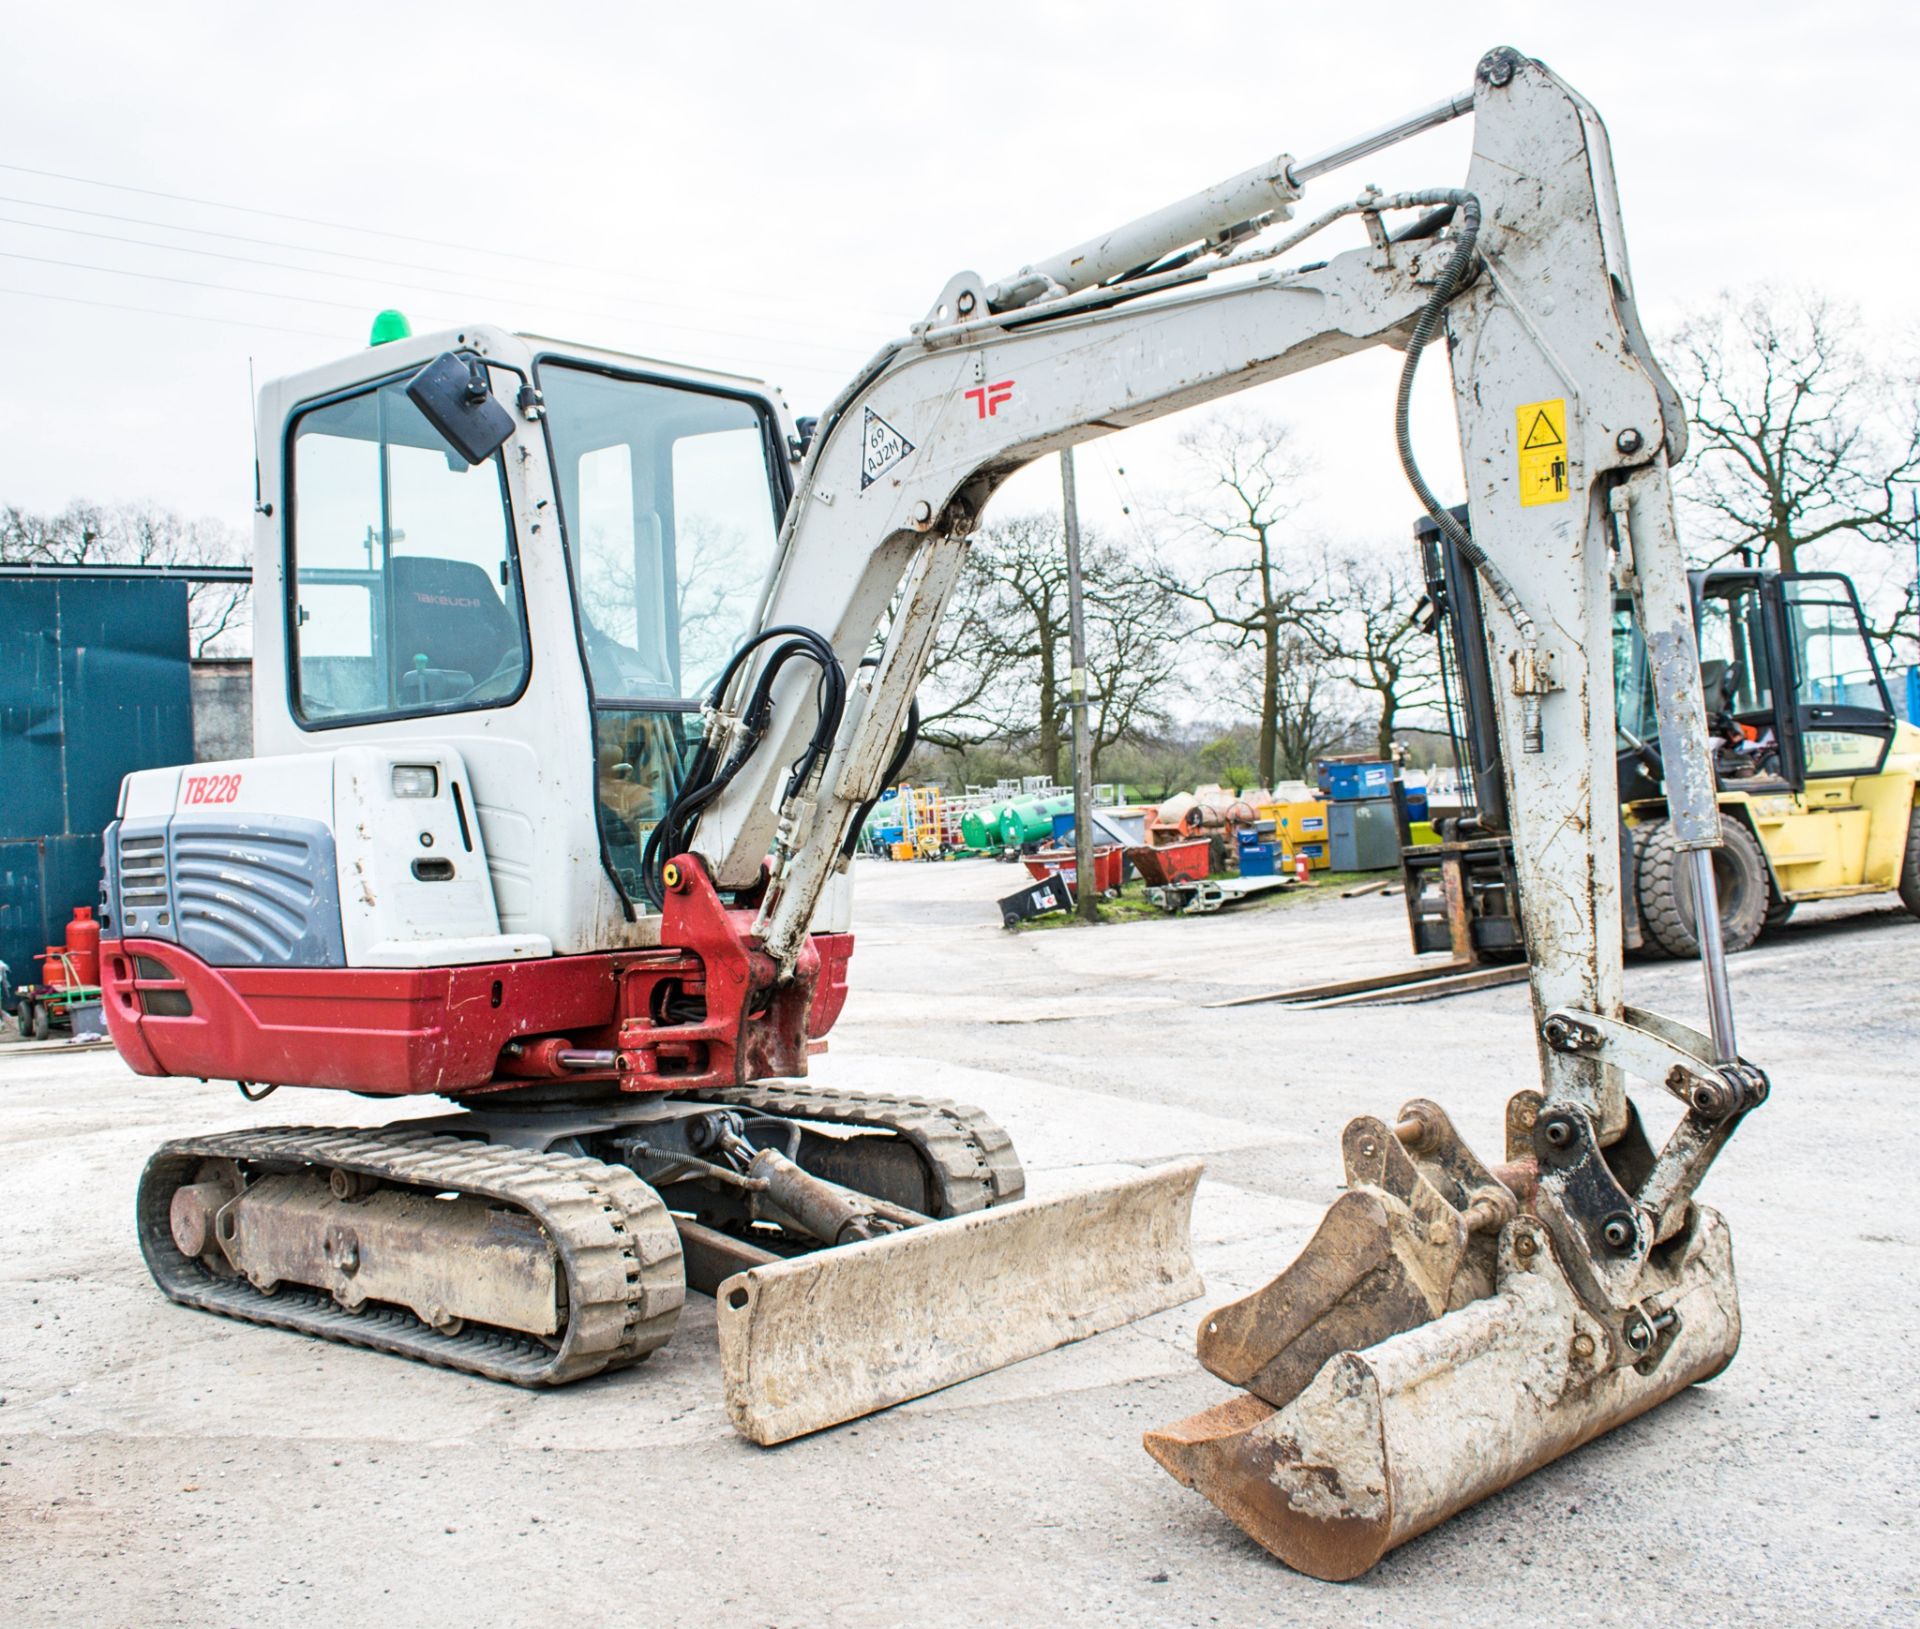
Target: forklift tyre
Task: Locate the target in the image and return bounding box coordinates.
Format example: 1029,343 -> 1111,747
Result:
1899,802 -> 1920,920
1635,817 -> 1768,959
1627,824 -> 1671,960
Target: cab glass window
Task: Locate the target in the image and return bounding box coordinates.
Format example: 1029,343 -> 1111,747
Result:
288,369 -> 528,724
1783,578 -> 1888,712
1784,576 -> 1892,776
1611,602 -> 1657,744
1695,585 -> 1775,720
538,362 -> 785,904
538,364 -> 783,703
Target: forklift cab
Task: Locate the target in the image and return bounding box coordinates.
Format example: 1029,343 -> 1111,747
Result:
1613,569 -> 1897,801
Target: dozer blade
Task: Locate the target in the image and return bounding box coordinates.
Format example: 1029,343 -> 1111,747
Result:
1146,1207 -> 1740,1581
716,1157 -> 1204,1444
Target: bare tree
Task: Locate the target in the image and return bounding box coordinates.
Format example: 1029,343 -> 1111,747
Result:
1148,414 -> 1324,786
917,514 -> 1184,780
1097,728 -> 1204,801
1666,289 -> 1920,574
1,499 -> 251,656
916,514 -> 1064,766
1268,632 -> 1362,781
1087,549 -> 1186,768
1299,549 -> 1443,759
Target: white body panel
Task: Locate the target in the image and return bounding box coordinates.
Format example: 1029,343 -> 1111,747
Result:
118,748 -> 549,968
329,744 -> 549,967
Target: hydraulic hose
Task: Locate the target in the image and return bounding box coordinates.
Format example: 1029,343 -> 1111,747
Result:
640,625 -> 846,909
1390,188 -> 1546,753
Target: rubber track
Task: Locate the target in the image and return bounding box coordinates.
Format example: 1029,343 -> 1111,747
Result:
685,1084 -> 1026,1215
137,1127 -> 684,1386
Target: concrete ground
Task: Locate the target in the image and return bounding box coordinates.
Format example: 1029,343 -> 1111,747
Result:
2,860 -> 1915,1627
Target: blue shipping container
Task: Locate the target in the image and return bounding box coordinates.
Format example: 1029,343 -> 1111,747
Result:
0,578 -> 193,985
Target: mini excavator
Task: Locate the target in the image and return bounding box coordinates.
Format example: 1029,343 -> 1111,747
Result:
101,44 -> 1766,1565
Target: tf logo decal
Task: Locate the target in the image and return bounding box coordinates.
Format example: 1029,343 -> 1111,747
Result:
965,379 -> 1015,418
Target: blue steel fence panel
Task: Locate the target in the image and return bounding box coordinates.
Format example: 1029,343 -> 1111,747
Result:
0,579 -> 193,986
0,582 -> 68,841
57,580 -> 193,831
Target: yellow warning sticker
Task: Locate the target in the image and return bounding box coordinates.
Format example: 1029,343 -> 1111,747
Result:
1515,398 -> 1570,506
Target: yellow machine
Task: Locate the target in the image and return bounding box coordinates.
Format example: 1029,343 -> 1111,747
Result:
1409,527 -> 1920,963
1615,567 -> 1920,953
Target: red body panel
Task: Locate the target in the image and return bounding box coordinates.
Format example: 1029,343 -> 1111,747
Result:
101,941 -> 622,1094
102,859 -> 854,1098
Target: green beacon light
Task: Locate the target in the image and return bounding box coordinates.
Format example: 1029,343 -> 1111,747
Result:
369,308 -> 412,347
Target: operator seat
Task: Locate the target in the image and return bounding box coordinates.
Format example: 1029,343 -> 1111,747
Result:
390,555 -> 519,703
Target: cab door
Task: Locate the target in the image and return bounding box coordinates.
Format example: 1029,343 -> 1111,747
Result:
1689,571 -> 1798,788
1774,573 -> 1897,779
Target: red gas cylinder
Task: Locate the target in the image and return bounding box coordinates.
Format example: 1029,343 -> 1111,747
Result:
1294,851 -> 1311,884
39,946 -> 71,990
65,906 -> 101,987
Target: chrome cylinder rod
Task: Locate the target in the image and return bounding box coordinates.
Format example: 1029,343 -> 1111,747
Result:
986,152 -> 1301,311
1288,89 -> 1476,185
987,86 -> 1476,313
1687,848 -> 1739,1065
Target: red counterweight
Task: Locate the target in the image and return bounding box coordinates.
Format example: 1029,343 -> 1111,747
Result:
99,854 -> 851,1099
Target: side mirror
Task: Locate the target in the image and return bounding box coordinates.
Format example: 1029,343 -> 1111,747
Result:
406,352 -> 516,465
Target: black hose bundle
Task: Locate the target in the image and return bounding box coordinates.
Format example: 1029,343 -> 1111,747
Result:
640,625 -> 846,909
1390,191 -> 1482,564
1390,190 -> 1539,646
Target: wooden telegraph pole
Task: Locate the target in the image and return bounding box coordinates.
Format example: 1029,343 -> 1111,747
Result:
1060,448 -> 1099,922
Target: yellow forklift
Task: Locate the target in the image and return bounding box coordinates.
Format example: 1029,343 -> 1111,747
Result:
1411,512 -> 1920,958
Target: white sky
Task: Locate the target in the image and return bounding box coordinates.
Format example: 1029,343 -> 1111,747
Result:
2,1 -> 1916,578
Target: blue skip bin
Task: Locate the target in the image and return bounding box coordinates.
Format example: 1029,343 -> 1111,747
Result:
1238,842 -> 1277,877
1319,760 -> 1393,801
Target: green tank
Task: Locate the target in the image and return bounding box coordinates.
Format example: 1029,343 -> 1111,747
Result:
999,796 -> 1074,847
960,808 -> 1003,851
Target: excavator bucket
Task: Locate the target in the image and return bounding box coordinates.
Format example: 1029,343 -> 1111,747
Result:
716,1157 -> 1204,1444
1144,1104 -> 1741,1580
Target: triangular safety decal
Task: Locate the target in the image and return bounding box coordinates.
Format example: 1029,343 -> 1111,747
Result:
1521,408 -> 1563,450
860,408 -> 915,490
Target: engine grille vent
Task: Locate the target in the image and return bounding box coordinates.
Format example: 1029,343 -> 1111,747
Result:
118,831 -> 172,931
170,820 -> 345,968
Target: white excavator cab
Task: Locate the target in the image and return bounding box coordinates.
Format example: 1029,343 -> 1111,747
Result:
249,328 -> 803,955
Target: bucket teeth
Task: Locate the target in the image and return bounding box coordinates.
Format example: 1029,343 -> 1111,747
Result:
1143,1383 -> 1386,1583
